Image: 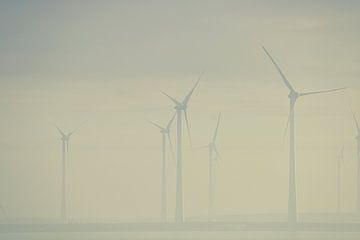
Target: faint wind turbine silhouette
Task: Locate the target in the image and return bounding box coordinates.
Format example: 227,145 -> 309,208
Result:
54,121 -> 86,222
337,146 -> 345,213
350,108 -> 360,215
148,114 -> 176,221
197,113 -> 222,218
263,46 -> 346,225
161,72 -> 203,222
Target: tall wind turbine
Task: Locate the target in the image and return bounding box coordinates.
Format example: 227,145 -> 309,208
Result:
262,47 -> 345,224
351,109 -> 360,214
148,114 -> 175,221
198,113 -> 221,217
162,73 -> 203,222
55,123 -> 84,222
0,204 -> 7,219
337,146 -> 345,213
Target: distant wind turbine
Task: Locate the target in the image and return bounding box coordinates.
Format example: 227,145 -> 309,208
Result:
350,109 -> 360,214
55,122 -> 85,222
337,146 -> 345,213
148,114 -> 176,221
198,113 -> 221,217
162,73 -> 203,222
262,47 -> 346,224
0,204 -> 7,219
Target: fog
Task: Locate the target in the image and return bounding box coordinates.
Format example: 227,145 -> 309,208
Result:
0,0 -> 360,230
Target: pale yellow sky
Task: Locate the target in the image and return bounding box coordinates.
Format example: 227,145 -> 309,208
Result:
0,1 -> 359,221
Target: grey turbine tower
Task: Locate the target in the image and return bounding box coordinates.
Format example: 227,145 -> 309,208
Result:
148,114 -> 175,221
337,146 -> 345,213
263,47 -> 345,225
351,109 -> 360,214
162,73 -> 203,223
55,123 -> 84,222
0,204 -> 7,219
199,113 -> 221,217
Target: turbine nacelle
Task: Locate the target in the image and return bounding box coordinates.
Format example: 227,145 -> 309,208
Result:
174,104 -> 186,111
288,91 -> 299,100
160,129 -> 169,134
162,73 -> 203,148
61,136 -> 69,141
55,122 -> 86,142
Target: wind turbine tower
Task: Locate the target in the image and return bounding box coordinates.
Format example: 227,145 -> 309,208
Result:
199,113 -> 221,217
55,123 -> 83,222
351,109 -> 360,215
263,47 -> 345,225
337,146 -> 344,213
148,114 -> 175,221
162,73 -> 203,222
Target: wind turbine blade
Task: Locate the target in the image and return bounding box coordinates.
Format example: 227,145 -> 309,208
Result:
182,72 -> 203,106
148,120 -> 165,131
350,107 -> 360,132
299,87 -> 346,97
282,103 -> 293,145
55,125 -> 66,137
161,91 -> 181,106
213,144 -> 222,160
262,47 -> 295,92
66,140 -> 69,159
167,133 -> 175,161
183,109 -> 193,147
212,112 -> 221,144
0,205 -> 7,218
340,146 -> 345,165
68,121 -> 87,138
166,113 -> 176,131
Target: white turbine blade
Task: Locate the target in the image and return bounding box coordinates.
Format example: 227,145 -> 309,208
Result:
148,120 -> 165,131
282,102 -> 294,145
340,146 -> 345,165
0,204 -> 7,218
212,112 -> 221,144
68,121 -> 87,138
262,46 -> 295,92
166,132 -> 175,159
350,107 -> 360,133
55,125 -> 66,138
213,144 -> 222,160
66,140 -> 69,158
182,72 -> 203,106
161,91 -> 181,106
183,109 -> 193,147
299,87 -> 346,97
166,113 -> 176,131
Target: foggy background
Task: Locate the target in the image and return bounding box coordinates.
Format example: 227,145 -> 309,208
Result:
0,0 -> 359,221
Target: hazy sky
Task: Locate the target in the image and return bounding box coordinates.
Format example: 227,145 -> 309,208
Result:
0,1 -> 360,221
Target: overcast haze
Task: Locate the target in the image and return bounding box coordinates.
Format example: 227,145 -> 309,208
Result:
0,0 -> 359,221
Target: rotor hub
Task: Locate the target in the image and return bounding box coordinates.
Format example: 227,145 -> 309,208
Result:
175,104 -> 185,111
288,91 -> 299,100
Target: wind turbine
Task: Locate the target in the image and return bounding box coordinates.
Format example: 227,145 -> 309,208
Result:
148,114 -> 175,221
337,146 -> 345,213
55,123 -> 84,222
198,113 -> 221,217
162,73 -> 203,222
350,109 -> 360,215
0,204 -> 7,219
262,47 -> 345,224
